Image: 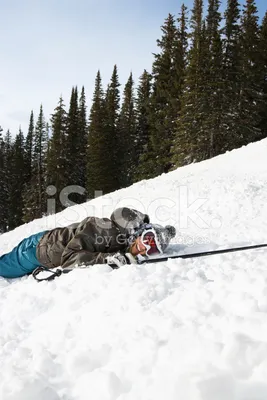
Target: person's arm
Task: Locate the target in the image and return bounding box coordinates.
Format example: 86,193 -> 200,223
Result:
60,232 -> 120,269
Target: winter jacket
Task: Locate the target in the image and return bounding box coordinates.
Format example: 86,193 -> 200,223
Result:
36,207 -> 149,269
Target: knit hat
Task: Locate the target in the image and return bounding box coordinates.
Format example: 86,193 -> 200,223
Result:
129,223 -> 176,253
151,224 -> 176,252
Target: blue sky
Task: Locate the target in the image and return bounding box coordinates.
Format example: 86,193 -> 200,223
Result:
0,0 -> 266,136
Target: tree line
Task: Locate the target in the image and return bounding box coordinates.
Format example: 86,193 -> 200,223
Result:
0,0 -> 266,232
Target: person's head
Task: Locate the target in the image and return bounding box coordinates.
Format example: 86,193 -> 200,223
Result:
129,223 -> 176,257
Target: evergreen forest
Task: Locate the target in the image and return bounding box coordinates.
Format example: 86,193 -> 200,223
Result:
0,0 -> 266,232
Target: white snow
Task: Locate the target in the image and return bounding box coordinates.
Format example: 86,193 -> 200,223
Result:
1,139 -> 267,400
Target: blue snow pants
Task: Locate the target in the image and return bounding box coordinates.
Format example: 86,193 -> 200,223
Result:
0,231 -> 48,278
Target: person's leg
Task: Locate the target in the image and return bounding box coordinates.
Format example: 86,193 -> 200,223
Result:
0,231 -> 47,278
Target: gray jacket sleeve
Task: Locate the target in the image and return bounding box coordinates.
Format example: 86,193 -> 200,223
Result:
60,232 -> 118,269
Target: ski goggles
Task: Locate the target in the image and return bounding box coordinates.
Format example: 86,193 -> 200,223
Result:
140,229 -> 163,257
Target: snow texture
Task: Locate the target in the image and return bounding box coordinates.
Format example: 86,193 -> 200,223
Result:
1,139 -> 267,400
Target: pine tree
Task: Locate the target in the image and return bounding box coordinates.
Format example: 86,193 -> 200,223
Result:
24,111 -> 34,184
135,70 -> 152,181
47,96 -> 68,212
34,105 -> 48,216
77,86 -> 87,200
146,13 -> 181,176
87,70 -> 107,198
64,87 -> 85,206
203,0 -> 224,157
65,87 -> 79,184
104,65 -> 121,192
221,0 -> 242,152
238,0 -> 262,145
172,0 -> 205,166
0,126 -> 6,232
3,130 -> 13,229
23,105 -> 48,222
259,11 -> 267,137
8,129 -> 25,229
118,72 -> 137,187
224,0 -> 241,71
174,4 -> 188,106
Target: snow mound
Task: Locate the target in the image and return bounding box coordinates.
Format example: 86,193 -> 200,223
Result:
1,139 -> 267,400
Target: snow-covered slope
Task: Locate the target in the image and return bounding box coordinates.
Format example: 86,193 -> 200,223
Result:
1,140 -> 267,400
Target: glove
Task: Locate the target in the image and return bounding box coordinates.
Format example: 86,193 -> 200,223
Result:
105,252 -> 137,268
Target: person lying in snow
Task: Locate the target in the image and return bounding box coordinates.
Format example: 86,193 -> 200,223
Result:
0,207 -> 176,279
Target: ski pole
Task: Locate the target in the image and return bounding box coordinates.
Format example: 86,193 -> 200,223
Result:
139,242 -> 267,264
